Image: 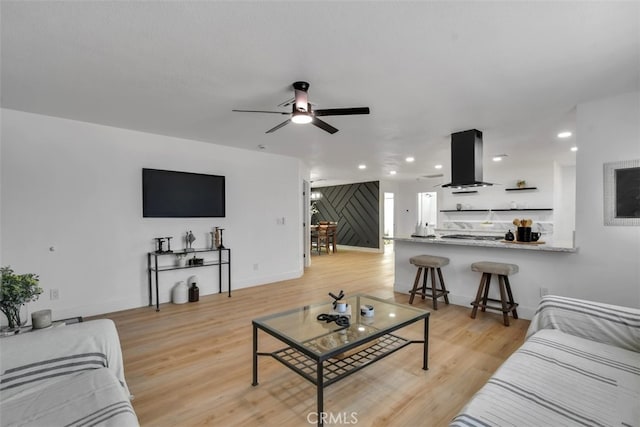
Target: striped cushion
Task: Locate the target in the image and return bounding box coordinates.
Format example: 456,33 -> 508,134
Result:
451,296 -> 640,426
451,329 -> 640,426
527,295 -> 640,353
0,368 -> 137,427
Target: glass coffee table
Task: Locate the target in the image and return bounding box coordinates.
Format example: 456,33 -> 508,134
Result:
252,295 -> 429,425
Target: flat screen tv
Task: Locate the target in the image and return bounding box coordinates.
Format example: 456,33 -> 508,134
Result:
142,168 -> 225,218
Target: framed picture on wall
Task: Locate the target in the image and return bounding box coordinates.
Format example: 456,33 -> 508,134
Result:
604,159 -> 640,226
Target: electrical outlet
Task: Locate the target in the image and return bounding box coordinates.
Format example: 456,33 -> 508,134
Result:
540,287 -> 549,297
253,263 -> 259,271
50,288 -> 60,300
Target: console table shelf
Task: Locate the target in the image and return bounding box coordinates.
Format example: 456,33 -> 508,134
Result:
150,260 -> 226,272
147,247 -> 231,311
505,187 -> 538,191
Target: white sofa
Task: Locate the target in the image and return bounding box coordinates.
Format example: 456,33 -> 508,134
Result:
0,319 -> 139,427
451,295 -> 640,427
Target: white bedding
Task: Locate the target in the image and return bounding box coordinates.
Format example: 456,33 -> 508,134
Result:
1,319 -> 138,427
451,296 -> 640,427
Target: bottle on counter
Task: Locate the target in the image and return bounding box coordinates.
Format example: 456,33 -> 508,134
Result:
505,229 -> 515,241
189,282 -> 199,302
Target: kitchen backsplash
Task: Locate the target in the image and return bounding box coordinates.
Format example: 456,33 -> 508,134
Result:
437,221 -> 553,235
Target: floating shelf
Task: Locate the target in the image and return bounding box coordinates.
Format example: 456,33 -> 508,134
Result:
505,187 -> 538,191
441,208 -> 553,212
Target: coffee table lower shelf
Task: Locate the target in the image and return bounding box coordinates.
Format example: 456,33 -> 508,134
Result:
272,333 -> 411,386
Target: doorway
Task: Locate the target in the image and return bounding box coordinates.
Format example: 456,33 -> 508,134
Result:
303,180 -> 311,267
417,192 -> 438,231
384,192 -> 395,250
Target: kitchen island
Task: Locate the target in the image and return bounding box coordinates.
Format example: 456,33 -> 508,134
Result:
390,236 -> 578,319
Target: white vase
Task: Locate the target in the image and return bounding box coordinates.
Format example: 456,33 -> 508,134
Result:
172,281 -> 188,304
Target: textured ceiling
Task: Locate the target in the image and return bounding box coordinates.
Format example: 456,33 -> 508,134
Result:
2,1 -> 639,186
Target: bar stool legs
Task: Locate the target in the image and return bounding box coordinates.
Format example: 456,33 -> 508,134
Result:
408,255 -> 450,310
470,262 -> 519,326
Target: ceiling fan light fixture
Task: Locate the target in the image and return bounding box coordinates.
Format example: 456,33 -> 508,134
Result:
291,112 -> 313,124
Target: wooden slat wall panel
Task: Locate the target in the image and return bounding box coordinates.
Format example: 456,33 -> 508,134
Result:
312,181 -> 379,248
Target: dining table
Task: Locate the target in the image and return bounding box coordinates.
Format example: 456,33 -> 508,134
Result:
310,223 -> 338,254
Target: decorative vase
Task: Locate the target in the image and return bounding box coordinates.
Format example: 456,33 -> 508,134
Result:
188,283 -> 199,302
172,281 -> 188,304
214,227 -> 221,249
1,304 -> 28,332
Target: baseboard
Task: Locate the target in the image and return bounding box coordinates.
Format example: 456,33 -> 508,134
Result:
335,245 -> 383,253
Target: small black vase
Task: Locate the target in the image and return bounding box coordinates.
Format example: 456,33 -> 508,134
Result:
188,284 -> 199,302
505,230 -> 515,241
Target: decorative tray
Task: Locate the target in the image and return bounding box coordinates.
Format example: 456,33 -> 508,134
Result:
501,240 -> 546,245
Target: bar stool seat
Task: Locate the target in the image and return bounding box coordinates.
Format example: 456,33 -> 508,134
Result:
471,261 -> 518,276
470,261 -> 519,326
408,255 -> 450,309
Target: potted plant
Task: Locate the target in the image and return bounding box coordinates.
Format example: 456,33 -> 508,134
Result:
0,266 -> 43,330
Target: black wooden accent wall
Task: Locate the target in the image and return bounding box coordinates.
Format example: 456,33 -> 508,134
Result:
312,181 -> 379,249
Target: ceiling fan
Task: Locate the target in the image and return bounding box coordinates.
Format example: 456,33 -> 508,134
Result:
232,81 -> 370,134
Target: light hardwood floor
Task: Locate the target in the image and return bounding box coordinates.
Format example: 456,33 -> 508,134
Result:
92,248 -> 529,427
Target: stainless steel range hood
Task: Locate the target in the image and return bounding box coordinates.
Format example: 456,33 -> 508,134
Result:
441,129 -> 494,188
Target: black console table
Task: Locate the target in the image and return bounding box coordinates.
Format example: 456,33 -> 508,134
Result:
147,247 -> 231,311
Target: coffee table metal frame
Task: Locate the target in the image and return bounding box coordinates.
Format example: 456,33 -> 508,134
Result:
252,295 -> 429,425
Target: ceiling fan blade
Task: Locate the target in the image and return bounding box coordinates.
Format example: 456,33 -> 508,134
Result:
312,118 -> 339,134
265,120 -> 291,133
232,109 -> 289,115
313,107 -> 370,117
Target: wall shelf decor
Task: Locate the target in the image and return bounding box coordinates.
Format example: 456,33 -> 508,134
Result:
147,247 -> 231,311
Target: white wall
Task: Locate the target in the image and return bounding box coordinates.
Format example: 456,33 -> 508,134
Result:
553,162 -> 576,247
574,91 -> 640,305
1,109 -> 307,320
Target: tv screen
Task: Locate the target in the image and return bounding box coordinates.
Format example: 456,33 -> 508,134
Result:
142,168 -> 225,218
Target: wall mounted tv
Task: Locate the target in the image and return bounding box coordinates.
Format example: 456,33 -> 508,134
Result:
142,168 -> 225,218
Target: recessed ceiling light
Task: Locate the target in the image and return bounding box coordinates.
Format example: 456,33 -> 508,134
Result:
434,164 -> 443,169
358,164 -> 366,169
492,154 -> 508,162
558,131 -> 572,138
389,170 -> 397,175
405,157 -> 415,162
570,146 -> 578,152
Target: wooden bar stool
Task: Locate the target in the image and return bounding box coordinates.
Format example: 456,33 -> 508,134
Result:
408,255 -> 450,309
470,261 -> 519,326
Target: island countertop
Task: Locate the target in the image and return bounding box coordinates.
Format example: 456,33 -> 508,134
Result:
390,236 -> 578,320
389,236 -> 577,253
